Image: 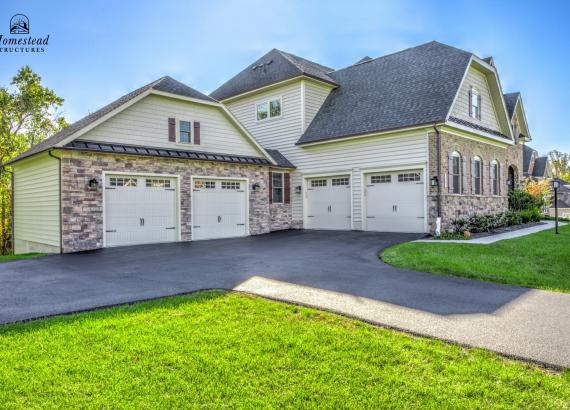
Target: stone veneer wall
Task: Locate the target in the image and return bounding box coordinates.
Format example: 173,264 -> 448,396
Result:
60,150 -> 292,253
427,132 -> 524,232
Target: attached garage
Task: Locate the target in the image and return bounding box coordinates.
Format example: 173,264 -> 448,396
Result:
364,170 -> 425,233
104,174 -> 179,247
191,178 -> 248,240
305,175 -> 351,230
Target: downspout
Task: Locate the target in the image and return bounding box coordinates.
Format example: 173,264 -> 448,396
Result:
432,125 -> 442,235
48,149 -> 63,254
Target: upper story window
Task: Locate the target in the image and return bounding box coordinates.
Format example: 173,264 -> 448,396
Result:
472,156 -> 482,195
491,160 -> 499,195
469,88 -> 481,120
271,172 -> 283,203
179,120 -> 192,143
256,98 -> 282,121
449,151 -> 462,194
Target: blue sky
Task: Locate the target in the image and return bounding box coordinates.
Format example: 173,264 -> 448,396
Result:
1,0 -> 569,153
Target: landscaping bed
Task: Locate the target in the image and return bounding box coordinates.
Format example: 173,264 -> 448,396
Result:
0,291 -> 569,408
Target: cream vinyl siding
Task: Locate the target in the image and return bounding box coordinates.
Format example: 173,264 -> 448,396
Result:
450,67 -> 502,131
303,80 -> 333,131
225,79 -> 428,230
13,153 -> 60,254
78,94 -> 263,157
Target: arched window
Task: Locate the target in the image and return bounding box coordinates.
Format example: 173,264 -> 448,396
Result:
449,151 -> 462,194
491,160 -> 499,195
473,156 -> 482,195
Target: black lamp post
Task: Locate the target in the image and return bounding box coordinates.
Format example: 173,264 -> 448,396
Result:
553,180 -> 560,235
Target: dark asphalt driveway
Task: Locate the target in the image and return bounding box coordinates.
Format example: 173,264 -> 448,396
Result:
1,230 -> 569,368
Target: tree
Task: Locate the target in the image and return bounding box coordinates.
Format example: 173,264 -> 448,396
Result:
549,150 -> 570,179
0,66 -> 68,254
523,179 -> 552,209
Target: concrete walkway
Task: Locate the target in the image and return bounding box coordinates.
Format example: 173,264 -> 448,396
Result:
416,221 -> 564,244
1,230 -> 569,369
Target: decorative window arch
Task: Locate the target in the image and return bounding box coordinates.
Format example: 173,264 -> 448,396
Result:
472,156 -> 482,195
490,160 -> 499,195
449,151 -> 462,194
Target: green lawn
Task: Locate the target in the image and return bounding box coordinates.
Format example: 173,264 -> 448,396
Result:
0,253 -> 43,263
383,224 -> 570,293
0,291 -> 569,408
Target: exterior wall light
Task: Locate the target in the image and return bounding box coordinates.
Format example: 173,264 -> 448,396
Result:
252,182 -> 260,191
430,176 -> 438,187
295,185 -> 302,194
88,178 -> 99,189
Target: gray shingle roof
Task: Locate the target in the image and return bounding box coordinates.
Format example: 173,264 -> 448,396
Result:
532,156 -> 549,178
298,41 -> 472,144
209,49 -> 337,101
265,149 -> 295,168
448,116 -> 509,139
7,76 -> 216,165
523,144 -> 536,175
503,92 -> 520,119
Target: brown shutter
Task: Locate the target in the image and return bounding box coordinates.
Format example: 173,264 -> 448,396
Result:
448,155 -> 455,193
498,163 -> 503,195
268,172 -> 273,204
168,117 -> 176,142
284,173 -> 291,204
468,90 -> 472,117
193,121 -> 201,145
477,94 -> 482,120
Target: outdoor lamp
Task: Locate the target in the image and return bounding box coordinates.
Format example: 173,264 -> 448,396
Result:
295,185 -> 302,194
553,180 -> 561,190
88,178 -> 99,189
252,182 -> 260,191
430,176 -> 439,187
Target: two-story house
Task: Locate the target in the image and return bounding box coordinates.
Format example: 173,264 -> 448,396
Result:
7,41 -> 531,254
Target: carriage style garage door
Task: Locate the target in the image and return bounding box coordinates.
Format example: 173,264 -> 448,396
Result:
305,175 -> 351,230
192,179 -> 247,240
105,175 -> 178,247
365,170 -> 425,233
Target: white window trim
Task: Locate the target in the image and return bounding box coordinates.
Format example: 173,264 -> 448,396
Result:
177,119 -> 193,144
450,151 -> 462,195
490,160 -> 500,196
255,96 -> 283,122
473,156 -> 482,196
271,171 -> 284,204
470,87 -> 481,120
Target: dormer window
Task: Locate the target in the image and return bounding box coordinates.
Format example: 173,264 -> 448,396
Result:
469,88 -> 481,120
256,98 -> 282,121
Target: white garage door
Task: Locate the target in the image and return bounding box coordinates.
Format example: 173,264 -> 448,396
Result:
365,170 -> 425,233
306,175 -> 351,230
105,175 -> 178,247
192,179 -> 247,240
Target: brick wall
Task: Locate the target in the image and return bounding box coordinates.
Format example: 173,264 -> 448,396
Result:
60,150 -> 292,253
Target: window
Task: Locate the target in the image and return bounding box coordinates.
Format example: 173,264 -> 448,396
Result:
398,173 -> 421,182
195,180 -> 216,189
332,177 -> 349,186
146,178 -> 171,188
473,157 -> 482,195
470,88 -> 481,120
179,120 -> 191,143
450,152 -> 461,194
491,161 -> 499,195
310,179 -> 327,188
256,98 -> 281,121
271,173 -> 283,203
109,177 -> 137,187
221,181 -> 241,190
371,175 -> 391,184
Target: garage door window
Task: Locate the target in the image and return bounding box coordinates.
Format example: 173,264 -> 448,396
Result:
109,177 -> 137,187
146,178 -> 171,188
398,173 -> 421,182
195,180 -> 215,189
222,181 -> 241,190
371,175 -> 391,184
332,177 -> 349,186
310,179 -> 327,188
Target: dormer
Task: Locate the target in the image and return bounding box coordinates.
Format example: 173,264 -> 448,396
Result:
504,92 -> 532,143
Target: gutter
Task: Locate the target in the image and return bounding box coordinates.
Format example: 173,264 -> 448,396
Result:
433,125 -> 442,219
48,149 -> 63,254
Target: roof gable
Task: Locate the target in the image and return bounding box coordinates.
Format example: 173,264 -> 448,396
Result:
210,49 -> 337,101
299,41 -> 472,144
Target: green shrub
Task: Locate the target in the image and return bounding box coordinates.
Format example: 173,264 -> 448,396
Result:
520,208 -> 542,223
508,189 -> 542,211
452,210 -> 535,234
435,232 -> 468,240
